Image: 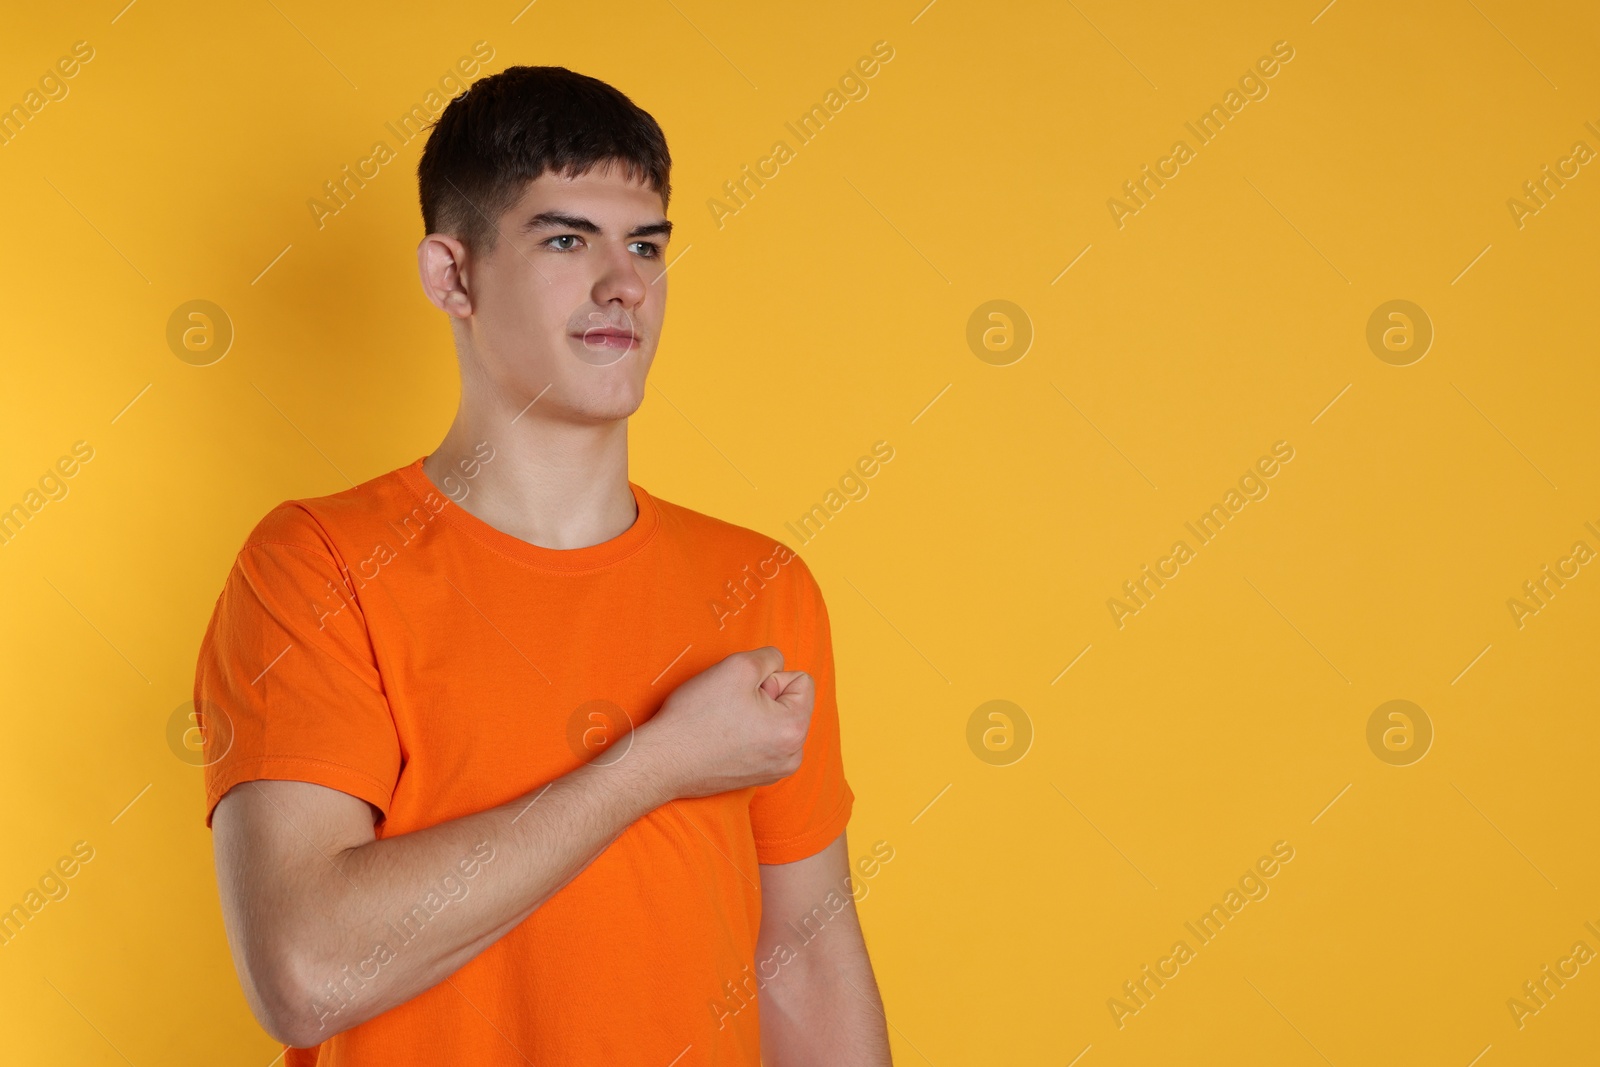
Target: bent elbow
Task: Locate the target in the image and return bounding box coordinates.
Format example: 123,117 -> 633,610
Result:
244,948 -> 335,1049
258,1008 -> 314,1051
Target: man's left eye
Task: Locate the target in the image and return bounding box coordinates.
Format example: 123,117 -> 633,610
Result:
630,242 -> 661,258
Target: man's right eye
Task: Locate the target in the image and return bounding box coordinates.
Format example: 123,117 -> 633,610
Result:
544,235 -> 582,251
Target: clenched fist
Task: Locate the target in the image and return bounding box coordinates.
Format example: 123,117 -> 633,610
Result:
635,646 -> 814,799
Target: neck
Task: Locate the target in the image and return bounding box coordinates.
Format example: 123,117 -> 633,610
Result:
423,393 -> 637,551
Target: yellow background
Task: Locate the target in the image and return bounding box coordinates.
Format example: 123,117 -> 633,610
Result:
2,0 -> 1598,1063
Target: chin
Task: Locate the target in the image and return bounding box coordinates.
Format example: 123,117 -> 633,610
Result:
568,376 -> 649,423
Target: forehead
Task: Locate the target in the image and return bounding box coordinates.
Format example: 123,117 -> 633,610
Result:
506,163 -> 665,219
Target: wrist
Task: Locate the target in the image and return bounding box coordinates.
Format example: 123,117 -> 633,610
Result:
611,721 -> 680,811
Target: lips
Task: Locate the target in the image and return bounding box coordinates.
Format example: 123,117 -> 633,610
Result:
574,327 -> 638,350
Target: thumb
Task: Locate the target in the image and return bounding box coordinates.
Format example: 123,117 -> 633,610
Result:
764,670 -> 813,708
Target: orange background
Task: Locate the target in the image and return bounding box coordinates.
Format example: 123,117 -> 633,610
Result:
2,1 -> 1597,1063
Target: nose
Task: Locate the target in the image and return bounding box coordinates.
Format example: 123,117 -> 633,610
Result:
591,239 -> 648,311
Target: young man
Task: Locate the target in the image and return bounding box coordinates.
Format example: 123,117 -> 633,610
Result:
195,65 -> 892,1065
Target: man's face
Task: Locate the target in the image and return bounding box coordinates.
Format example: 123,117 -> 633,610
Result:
458,163 -> 670,424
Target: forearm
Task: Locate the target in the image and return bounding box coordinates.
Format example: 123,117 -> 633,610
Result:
758,923 -> 893,1066
284,749 -> 670,1042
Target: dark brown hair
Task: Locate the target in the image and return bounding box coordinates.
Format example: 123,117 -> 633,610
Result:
417,65 -> 671,257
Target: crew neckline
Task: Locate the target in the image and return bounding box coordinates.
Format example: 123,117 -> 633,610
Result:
396,455 -> 660,573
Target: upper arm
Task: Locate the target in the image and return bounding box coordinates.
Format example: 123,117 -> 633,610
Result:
756,830 -> 861,963
748,559 -> 854,863
756,832 -> 894,1065
194,514 -> 406,1041
195,517 -> 403,1040
210,779 -> 379,1045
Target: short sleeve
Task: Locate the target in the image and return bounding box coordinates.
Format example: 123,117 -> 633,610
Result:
748,557 -> 854,864
194,505 -> 402,829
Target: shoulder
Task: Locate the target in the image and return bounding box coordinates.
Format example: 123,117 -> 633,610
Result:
238,461 -> 424,554
645,486 -> 823,597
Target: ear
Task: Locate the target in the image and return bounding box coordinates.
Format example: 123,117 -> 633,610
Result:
418,233 -> 474,318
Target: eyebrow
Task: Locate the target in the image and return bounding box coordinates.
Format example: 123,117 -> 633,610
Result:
519,211 -> 673,239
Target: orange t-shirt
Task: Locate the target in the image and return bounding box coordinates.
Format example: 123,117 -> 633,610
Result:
193,454 -> 853,1066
